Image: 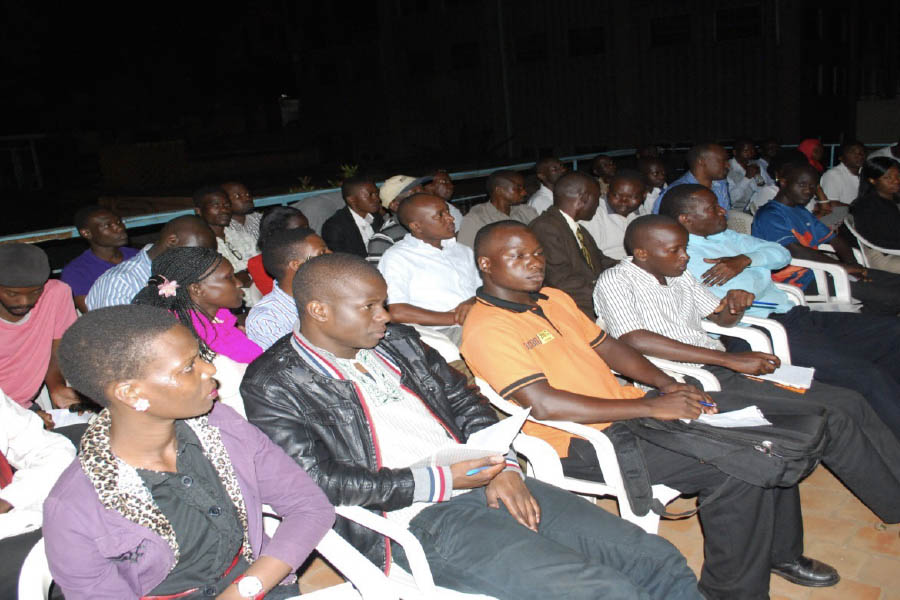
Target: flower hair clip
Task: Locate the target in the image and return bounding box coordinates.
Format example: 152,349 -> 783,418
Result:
156,276 -> 180,298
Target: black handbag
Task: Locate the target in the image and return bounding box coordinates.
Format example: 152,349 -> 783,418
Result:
604,404 -> 829,518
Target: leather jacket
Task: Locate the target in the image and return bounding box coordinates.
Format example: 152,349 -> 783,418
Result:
240,323 -> 498,570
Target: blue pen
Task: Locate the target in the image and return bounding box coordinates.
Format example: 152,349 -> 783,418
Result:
466,466 -> 492,476
751,301 -> 778,307
699,400 -> 717,408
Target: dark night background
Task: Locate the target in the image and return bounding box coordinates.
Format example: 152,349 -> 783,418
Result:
2,0 -> 899,237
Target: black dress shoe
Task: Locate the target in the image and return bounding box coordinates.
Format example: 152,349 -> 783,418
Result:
771,556 -> 840,587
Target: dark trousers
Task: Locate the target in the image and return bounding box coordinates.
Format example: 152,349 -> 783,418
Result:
848,269 -> 900,315
0,528 -> 42,600
766,306 -> 900,439
402,478 -> 702,600
704,366 -> 900,523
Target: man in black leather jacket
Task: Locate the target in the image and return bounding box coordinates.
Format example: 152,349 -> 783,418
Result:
241,253 -> 702,600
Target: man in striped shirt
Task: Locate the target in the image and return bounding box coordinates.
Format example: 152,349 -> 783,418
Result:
85,216 -> 215,310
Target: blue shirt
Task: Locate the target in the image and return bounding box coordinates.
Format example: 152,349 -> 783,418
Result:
85,245 -> 152,310
686,230 -> 792,317
245,283 -> 298,350
653,171 -> 732,213
61,246 -> 139,297
751,201 -> 835,290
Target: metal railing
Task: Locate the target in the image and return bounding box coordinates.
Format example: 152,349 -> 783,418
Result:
0,143 -> 855,245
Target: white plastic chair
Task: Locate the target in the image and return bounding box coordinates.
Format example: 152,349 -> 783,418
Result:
701,315 -> 792,365
474,378 -> 680,534
844,214 -> 900,269
785,243 -> 861,312
17,538 -> 52,600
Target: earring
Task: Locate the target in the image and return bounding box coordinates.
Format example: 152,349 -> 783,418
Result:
133,398 -> 150,412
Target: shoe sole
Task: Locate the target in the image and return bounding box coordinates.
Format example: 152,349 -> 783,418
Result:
771,570 -> 840,588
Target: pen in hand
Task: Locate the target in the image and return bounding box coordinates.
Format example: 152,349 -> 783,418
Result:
466,466 -> 492,476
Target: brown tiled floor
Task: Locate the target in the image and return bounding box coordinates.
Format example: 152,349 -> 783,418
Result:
298,465 -> 900,597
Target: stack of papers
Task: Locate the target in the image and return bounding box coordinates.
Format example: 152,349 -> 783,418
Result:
681,405 -> 772,428
745,365 -> 815,391
410,408 -> 530,467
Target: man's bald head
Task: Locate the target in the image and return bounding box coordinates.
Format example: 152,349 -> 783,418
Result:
157,215 -> 217,250
292,252 -> 383,319
623,214 -> 684,256
486,170 -> 522,197
553,172 -> 601,220
396,193 -> 443,228
473,220 -> 531,262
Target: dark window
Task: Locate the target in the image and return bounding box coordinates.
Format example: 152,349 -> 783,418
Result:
715,5 -> 762,41
568,26 -> 605,57
451,42 -> 480,70
650,15 -> 691,47
408,48 -> 435,75
515,32 -> 548,63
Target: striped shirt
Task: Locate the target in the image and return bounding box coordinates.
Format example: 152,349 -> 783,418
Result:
593,258 -> 723,367
85,245 -> 152,310
245,284 -> 297,350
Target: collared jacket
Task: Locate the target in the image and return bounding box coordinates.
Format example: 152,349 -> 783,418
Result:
42,403 -> 335,600
240,323 -> 498,571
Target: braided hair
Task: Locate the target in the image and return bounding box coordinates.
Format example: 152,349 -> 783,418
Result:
132,247 -> 224,359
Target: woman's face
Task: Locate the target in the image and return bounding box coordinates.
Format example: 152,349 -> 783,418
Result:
872,166 -> 900,198
191,259 -> 244,310
811,143 -> 825,162
132,325 -> 218,420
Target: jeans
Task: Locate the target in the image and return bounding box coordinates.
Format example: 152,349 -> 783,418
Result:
767,306 -> 900,439
402,478 -> 702,600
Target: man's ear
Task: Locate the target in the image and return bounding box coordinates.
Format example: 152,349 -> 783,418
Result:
163,233 -> 180,249
305,300 -> 329,323
632,247 -> 648,261
79,227 -> 93,241
677,214 -> 691,228
407,221 -> 421,236
477,256 -> 491,275
193,207 -> 201,216
286,258 -> 303,275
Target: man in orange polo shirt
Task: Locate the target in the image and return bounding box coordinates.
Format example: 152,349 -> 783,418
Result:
460,220 -> 839,600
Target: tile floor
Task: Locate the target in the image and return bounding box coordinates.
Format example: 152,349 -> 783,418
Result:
297,465 -> 900,598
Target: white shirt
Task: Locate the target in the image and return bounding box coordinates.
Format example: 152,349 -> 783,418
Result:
755,158 -> 775,186
727,158 -> 763,211
820,162 -> 860,205
559,209 -> 584,249
641,186 -> 664,216
527,184 -> 554,215
378,234 -> 481,312
349,208 -> 376,246
593,258 -> 724,367
0,389 -> 75,539
869,145 -> 900,165
749,184 -> 779,213
579,198 -> 639,260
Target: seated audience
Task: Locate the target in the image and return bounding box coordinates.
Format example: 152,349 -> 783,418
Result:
0,387 -> 75,600
424,169 -> 464,231
240,253 -> 702,600
61,205 -> 137,313
378,194 -> 480,344
796,138 -> 833,220
321,174 -> 383,258
818,140 -> 865,226
755,137 -> 780,186
581,170 -> 646,260
752,162 -> 900,315
726,139 -> 765,211
366,174 -> 427,264
44,305 -> 334,599
246,207 -> 309,296
86,215 -> 216,310
461,222 -> 877,599
133,248 -> 263,363
458,169 -> 537,247
746,149 -> 807,213
653,143 -> 732,213
868,136 -> 900,165
222,181 -> 263,240
0,244 -> 79,409
526,157 -> 568,214
638,156 -> 668,215
661,184 -> 900,436
246,228 -> 330,350
590,154 -> 617,199
850,156 -> 900,273
529,172 -> 616,318
193,185 -> 254,289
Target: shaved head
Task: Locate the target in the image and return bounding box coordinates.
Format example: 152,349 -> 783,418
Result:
396,193 -> 443,228
157,214 -> 216,249
553,171 -> 594,205
473,220 -> 531,261
292,253 -> 383,320
486,170 -> 521,196
623,214 -> 683,256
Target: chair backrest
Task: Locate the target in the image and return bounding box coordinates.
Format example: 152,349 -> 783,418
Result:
17,538 -> 52,600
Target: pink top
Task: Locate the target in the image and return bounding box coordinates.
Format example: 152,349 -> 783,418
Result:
190,307 -> 263,364
0,280 -> 78,406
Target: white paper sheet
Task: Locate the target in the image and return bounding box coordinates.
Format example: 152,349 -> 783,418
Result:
409,408 -> 531,467
681,405 -> 772,428
46,408 -> 94,429
745,365 -> 815,390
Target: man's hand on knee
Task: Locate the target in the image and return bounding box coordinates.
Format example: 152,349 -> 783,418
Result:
485,472 -> 541,532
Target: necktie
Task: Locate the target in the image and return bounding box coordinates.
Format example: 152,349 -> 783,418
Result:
576,228 -> 594,270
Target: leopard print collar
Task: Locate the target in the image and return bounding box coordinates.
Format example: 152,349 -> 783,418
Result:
79,409 -> 254,569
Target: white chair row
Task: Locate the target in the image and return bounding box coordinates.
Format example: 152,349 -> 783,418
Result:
844,214 -> 900,269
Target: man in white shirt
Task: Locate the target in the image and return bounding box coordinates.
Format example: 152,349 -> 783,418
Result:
726,139 -> 766,211
639,157 -> 668,215
378,194 -> 481,345
819,140 -> 865,226
581,170 -> 645,260
0,387 -> 75,597
527,157 -> 568,214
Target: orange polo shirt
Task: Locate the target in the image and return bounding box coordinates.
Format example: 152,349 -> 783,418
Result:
461,287 -> 646,456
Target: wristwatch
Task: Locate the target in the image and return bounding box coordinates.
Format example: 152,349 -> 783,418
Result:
234,574 -> 264,599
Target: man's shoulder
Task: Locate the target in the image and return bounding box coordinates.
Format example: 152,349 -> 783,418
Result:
322,207 -> 349,227
37,279 -> 74,312
513,204 -> 539,222
529,208 -> 564,231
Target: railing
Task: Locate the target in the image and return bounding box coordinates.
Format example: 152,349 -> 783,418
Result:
0,143 -> 852,245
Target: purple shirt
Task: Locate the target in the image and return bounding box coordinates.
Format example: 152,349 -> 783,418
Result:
43,403 -> 335,600
191,308 -> 263,364
61,247 -> 139,297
